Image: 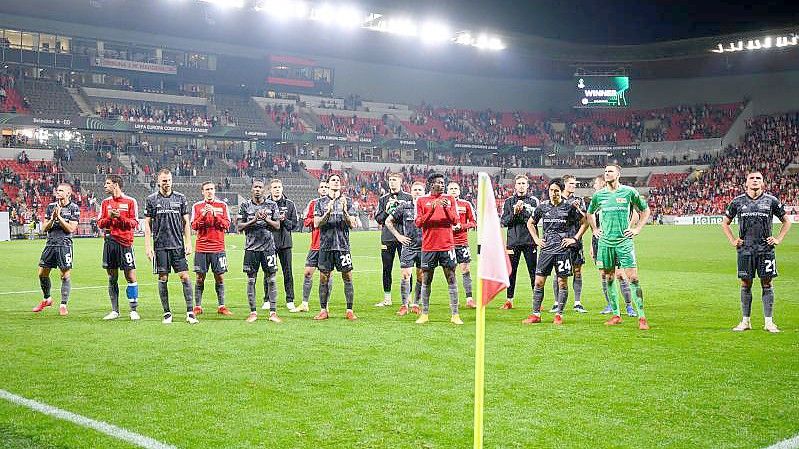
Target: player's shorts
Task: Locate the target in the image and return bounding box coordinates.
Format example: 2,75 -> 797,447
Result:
39,246 -> 73,270
568,243 -> 586,267
305,249 -> 320,268
421,249 -> 457,270
400,246 -> 422,269
596,240 -> 637,270
737,250 -> 778,280
102,238 -> 135,270
536,251 -> 572,277
455,245 -> 472,264
243,250 -> 278,275
153,248 -> 189,274
193,251 -> 228,274
318,250 -> 354,273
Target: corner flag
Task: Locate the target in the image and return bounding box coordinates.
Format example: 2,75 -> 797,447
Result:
473,172 -> 510,449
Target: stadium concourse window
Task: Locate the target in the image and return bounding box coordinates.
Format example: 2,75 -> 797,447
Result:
187,53 -> 214,70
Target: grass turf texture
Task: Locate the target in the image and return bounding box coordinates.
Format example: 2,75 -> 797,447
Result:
0,225 -> 797,449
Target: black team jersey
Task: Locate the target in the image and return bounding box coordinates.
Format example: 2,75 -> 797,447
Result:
531,200 -> 583,255
725,193 -> 786,253
44,201 -> 81,247
391,200 -> 421,250
315,194 -> 356,252
239,198 -> 280,252
144,191 -> 188,250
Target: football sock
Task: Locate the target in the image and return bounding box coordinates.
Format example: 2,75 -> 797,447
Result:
606,278 -> 620,316
421,283 -> 431,314
552,281 -> 560,307
400,277 -> 410,306
265,274 -> 277,312
344,278 -> 354,310
181,278 -> 194,312
319,276 -> 331,310
600,277 -> 610,307
619,279 -> 632,306
448,279 -> 459,315
39,276 -> 51,299
108,274 -> 120,313
573,275 -> 583,304
158,279 -> 170,313
194,282 -> 204,307
215,282 -> 225,306
462,272 -> 473,299
762,287 -> 774,318
302,275 -> 313,304
630,281 -> 646,318
556,281 -> 568,314
740,285 -> 753,317
60,277 -> 71,305
532,285 -> 544,314
247,275 -> 257,312
126,282 -> 138,311
413,277 -> 421,304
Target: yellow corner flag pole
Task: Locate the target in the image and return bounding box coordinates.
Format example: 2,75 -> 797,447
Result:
473,173 -> 487,449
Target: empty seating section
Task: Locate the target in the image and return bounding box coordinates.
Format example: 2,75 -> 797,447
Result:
18,78 -> 81,116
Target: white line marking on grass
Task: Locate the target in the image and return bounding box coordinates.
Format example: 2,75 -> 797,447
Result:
0,277 -> 248,296
0,389 -> 177,449
766,433 -> 799,449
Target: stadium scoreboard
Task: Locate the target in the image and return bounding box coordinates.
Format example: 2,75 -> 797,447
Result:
575,76 -> 630,108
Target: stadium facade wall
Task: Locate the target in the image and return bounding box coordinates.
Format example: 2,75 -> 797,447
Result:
0,148 -> 54,160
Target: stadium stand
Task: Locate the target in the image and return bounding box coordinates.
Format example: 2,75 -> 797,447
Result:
648,111 -> 799,216
17,78 -> 81,116
0,73 -> 28,114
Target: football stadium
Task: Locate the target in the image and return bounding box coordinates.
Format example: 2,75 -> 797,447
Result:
0,1 -> 797,448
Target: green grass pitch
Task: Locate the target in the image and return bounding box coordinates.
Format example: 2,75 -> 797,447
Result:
0,225 -> 797,449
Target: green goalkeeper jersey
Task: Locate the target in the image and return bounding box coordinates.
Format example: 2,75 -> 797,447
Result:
587,185 -> 648,247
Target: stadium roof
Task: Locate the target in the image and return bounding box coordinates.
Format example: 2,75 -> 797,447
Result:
2,0 -> 799,79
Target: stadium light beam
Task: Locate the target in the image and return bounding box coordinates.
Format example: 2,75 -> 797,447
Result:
419,21 -> 452,44
198,0 -> 245,9
335,6 -> 366,29
256,0 -> 309,19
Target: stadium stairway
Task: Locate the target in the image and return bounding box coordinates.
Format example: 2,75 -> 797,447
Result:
65,87 -> 94,116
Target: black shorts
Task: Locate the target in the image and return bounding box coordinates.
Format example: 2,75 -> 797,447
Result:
318,250 -> 354,273
536,252 -> 572,277
305,250 -> 320,268
243,250 -> 278,275
421,249 -> 456,270
39,246 -> 73,270
591,236 -> 599,264
102,239 -> 135,271
400,246 -> 421,269
737,250 -> 778,280
569,243 -> 586,267
194,251 -> 229,274
153,248 -> 189,274
455,245 -> 472,264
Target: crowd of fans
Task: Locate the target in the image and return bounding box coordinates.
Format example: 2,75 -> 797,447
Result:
317,113 -> 395,139
0,73 -> 28,113
648,111 -> 799,216
264,104 -> 304,133
95,101 -> 234,128
234,150 -> 298,178
398,102 -> 744,148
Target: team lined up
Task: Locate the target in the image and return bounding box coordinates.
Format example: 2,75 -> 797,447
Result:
30,166 -> 791,331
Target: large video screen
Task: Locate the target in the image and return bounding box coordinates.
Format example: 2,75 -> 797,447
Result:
575,76 -> 630,108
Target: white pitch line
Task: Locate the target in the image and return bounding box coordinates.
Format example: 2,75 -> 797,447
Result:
0,389 -> 177,449
0,277 -> 247,296
766,434 -> 799,449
